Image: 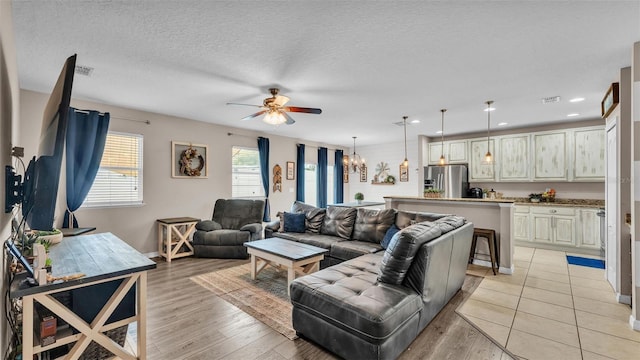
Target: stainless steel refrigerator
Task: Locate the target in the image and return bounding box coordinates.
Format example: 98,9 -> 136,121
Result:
424,164 -> 470,198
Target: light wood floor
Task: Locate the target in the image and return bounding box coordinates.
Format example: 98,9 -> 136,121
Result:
145,257 -> 514,360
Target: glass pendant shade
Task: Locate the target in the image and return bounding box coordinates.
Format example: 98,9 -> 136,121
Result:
439,109 -> 447,165
482,101 -> 494,165
401,116 -> 409,167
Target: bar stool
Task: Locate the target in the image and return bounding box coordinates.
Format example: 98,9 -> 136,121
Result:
469,228 -> 499,275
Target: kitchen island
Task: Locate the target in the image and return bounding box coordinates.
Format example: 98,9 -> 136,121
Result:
384,196 -> 515,274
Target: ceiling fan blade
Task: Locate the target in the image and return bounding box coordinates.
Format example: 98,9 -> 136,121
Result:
283,106 -> 322,114
241,110 -> 267,121
227,102 -> 263,108
273,95 -> 290,107
281,111 -> 296,125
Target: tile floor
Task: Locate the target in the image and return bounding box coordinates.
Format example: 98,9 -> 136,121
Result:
459,246 -> 640,360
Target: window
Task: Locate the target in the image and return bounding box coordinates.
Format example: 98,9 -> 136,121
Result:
304,163 -> 334,206
232,146 -> 264,198
304,163 -> 317,205
83,132 -> 143,207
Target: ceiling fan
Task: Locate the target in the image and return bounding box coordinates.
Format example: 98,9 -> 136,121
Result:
227,88 -> 322,125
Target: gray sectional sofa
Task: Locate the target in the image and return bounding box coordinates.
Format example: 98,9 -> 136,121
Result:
266,201 -> 474,360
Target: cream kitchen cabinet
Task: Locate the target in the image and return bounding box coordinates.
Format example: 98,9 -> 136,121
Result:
577,208 -> 602,250
532,131 -> 568,181
469,138 -> 496,181
499,135 -> 530,181
512,205 -> 530,242
572,127 -> 605,181
531,206 -> 576,246
428,140 -> 467,164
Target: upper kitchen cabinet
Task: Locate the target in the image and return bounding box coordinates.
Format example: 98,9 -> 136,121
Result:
469,138 -> 496,181
498,135 -> 530,181
533,131 -> 568,181
428,140 -> 468,164
572,127 -> 605,181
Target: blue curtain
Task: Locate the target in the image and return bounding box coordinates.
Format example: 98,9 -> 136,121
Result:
257,137 -> 271,222
296,144 -> 305,202
317,147 -> 328,208
63,108 -> 110,228
334,149 -> 344,203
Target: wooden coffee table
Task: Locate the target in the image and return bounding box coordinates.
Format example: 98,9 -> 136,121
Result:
244,238 -> 328,295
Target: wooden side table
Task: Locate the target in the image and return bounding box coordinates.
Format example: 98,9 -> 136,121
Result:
157,217 -> 199,262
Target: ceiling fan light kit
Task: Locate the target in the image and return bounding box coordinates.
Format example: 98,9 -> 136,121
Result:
227,88 -> 322,126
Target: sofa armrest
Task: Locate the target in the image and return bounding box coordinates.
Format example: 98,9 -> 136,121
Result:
240,223 -> 262,234
265,219 -> 280,231
196,220 -> 222,232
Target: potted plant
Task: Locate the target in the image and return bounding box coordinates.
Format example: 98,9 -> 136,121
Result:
32,228 -> 63,244
354,192 -> 364,204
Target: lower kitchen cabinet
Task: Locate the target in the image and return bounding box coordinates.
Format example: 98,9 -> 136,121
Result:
513,205 -> 601,255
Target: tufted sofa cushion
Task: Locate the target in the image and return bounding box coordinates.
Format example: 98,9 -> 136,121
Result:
395,210 -> 451,229
291,201 -> 326,233
320,206 -> 357,239
290,253 -> 423,343
378,222 -> 443,285
351,208 -> 396,244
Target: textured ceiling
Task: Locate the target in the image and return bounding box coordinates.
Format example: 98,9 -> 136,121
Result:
11,0 -> 640,147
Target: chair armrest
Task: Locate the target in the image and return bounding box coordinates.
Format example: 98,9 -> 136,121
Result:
195,220 -> 222,232
240,223 -> 262,233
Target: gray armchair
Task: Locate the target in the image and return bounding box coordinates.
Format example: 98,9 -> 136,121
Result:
193,198 -> 265,258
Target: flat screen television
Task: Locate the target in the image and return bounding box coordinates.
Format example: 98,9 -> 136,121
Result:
4,54 -> 76,231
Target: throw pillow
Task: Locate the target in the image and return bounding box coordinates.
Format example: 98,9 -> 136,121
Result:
381,224 -> 400,249
283,212 -> 306,233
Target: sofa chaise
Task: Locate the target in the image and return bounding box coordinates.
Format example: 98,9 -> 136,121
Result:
266,201 -> 473,359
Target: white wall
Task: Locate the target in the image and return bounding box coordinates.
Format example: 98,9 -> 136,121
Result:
19,90 -> 345,255
1,0 -> 20,357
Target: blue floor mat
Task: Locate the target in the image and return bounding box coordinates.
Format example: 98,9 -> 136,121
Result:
566,255 -> 605,269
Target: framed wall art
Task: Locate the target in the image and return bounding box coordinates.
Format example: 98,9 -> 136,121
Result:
601,82 -> 619,119
399,164 -> 409,182
360,164 -> 367,182
343,155 -> 349,183
172,141 -> 208,178
286,161 -> 295,180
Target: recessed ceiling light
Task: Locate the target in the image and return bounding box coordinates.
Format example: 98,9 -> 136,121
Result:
410,119 -> 420,124
567,113 -> 580,117
483,107 -> 496,112
436,130 -> 443,134
569,97 -> 585,103
498,122 -> 508,126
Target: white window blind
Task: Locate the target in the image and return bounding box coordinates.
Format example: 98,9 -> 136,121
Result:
83,132 -> 143,207
232,146 -> 264,198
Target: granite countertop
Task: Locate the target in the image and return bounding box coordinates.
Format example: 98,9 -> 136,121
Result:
507,197 -> 604,208
384,196 -> 604,208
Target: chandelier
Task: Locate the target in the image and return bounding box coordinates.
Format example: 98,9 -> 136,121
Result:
349,136 -> 364,173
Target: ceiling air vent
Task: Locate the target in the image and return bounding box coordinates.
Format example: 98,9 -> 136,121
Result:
541,96 -> 561,104
74,65 -> 94,76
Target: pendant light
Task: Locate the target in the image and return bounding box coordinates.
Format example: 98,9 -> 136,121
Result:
401,116 -> 409,167
439,109 -> 447,165
484,100 -> 494,164
349,136 -> 364,173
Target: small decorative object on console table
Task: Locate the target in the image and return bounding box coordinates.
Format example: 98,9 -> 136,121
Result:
157,217 -> 199,262
354,192 -> 364,204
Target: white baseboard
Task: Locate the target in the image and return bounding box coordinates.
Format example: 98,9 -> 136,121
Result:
617,293 -> 632,305
471,259 -> 513,274
144,251 -> 159,258
629,314 -> 640,331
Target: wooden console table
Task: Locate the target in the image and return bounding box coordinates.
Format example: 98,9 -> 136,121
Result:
9,232 -> 156,360
157,217 -> 199,262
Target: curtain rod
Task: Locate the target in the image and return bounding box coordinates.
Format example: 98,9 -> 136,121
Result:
296,143 -> 345,152
73,109 -> 150,125
227,132 -> 255,139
